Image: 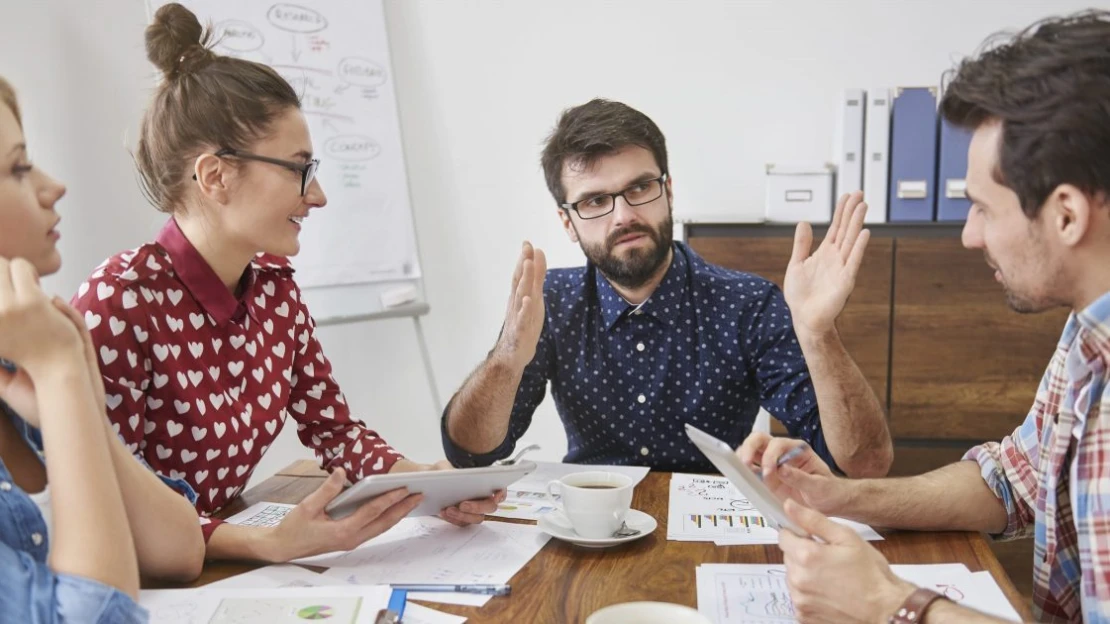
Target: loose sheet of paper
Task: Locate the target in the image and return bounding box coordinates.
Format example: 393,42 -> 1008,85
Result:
202,563 -> 467,621
491,461 -> 650,521
139,585 -> 392,624
205,564 -> 331,589
695,563 -> 1021,623
293,516 -> 549,607
668,473 -> 882,544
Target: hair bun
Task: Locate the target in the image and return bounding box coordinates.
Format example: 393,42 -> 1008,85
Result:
146,3 -> 213,78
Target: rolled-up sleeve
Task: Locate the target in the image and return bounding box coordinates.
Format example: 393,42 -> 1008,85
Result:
3,542 -> 148,624
962,379 -> 1051,540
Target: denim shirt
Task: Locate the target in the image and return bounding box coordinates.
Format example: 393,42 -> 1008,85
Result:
0,360 -> 148,623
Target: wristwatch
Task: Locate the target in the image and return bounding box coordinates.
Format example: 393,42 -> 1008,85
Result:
888,588 -> 948,623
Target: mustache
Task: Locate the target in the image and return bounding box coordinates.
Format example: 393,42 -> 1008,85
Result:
606,224 -> 656,249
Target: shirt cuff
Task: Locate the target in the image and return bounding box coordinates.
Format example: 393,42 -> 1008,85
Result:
200,516 -> 225,544
962,441 -> 1030,539
440,411 -> 512,468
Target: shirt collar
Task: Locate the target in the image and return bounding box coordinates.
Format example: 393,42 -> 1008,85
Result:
595,242 -> 690,330
1073,289 -> 1110,364
155,218 -> 257,325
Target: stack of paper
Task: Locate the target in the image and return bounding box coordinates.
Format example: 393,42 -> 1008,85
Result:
667,473 -> 882,545
293,516 -> 550,607
491,461 -> 650,521
695,563 -> 1021,623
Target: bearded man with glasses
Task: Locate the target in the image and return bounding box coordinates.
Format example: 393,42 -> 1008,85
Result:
442,98 -> 891,477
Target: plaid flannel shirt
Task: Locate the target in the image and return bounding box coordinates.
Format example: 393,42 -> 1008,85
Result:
965,291 -> 1110,622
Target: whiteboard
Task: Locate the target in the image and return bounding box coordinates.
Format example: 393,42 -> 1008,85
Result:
147,0 -> 426,322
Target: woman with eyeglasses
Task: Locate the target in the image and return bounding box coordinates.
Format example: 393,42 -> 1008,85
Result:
0,74 -> 205,622
72,3 -> 501,565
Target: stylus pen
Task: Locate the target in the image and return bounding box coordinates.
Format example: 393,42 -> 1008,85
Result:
775,445 -> 807,467
389,584 -> 511,596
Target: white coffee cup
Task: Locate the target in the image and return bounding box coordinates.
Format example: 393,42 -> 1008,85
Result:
586,602 -> 712,624
547,471 -> 634,539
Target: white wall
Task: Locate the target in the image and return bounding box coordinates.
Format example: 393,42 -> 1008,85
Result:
0,0 -> 1092,487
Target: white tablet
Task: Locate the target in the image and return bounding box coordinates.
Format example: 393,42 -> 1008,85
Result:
684,424 -> 808,537
324,461 -> 537,520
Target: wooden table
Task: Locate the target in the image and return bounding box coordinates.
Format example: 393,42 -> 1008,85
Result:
157,460 -> 1034,623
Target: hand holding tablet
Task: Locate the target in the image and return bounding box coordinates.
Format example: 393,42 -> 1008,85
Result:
325,461 -> 536,520
684,424 -> 810,537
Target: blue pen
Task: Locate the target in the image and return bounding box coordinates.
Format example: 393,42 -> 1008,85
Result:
754,445 -> 807,482
775,445 -> 807,468
389,583 -> 511,596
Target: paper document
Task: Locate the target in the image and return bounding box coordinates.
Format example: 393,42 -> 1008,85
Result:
203,563 -> 467,621
140,585 -> 391,624
491,461 -> 650,521
293,517 -> 549,606
695,563 -> 1020,623
669,473 -> 882,544
206,564 -> 329,589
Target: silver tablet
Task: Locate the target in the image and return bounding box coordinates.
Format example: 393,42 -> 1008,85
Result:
325,461 -> 537,520
684,424 -> 808,536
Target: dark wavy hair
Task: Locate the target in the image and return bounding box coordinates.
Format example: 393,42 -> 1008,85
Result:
541,99 -> 668,206
940,10 -> 1110,218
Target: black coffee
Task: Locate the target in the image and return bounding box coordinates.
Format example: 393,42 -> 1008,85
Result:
578,484 -> 617,489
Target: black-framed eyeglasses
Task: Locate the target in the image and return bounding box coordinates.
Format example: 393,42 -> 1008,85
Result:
560,173 -> 668,220
192,148 -> 321,196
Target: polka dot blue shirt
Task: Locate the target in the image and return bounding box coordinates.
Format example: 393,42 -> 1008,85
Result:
444,242 -> 834,473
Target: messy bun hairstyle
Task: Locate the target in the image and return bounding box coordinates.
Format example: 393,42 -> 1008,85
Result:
136,2 -> 299,212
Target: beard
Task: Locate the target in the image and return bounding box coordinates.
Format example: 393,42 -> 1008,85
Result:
986,251 -> 1064,314
578,212 -> 674,290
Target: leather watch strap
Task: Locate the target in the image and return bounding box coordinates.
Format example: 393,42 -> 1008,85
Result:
888,587 -> 947,624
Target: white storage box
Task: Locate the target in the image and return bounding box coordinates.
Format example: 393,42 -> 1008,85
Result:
764,163 -> 835,223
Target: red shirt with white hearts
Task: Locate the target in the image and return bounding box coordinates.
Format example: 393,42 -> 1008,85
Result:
71,218 -> 403,541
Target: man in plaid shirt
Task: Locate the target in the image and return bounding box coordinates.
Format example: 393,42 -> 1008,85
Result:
734,10 -> 1110,623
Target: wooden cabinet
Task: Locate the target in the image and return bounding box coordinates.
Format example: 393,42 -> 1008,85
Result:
687,223 -> 1067,601
687,223 -> 1066,469
890,238 -> 1066,443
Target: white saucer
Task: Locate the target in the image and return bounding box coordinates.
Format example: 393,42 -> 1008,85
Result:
538,509 -> 657,548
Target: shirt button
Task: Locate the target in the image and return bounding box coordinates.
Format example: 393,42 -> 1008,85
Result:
633,309 -> 642,316
636,342 -> 645,352
0,482 -> 11,492
31,532 -> 43,546
637,394 -> 646,404
640,447 -> 650,456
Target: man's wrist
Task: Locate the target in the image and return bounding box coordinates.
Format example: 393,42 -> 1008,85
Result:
875,578 -> 918,623
794,325 -> 839,351
825,476 -> 863,518
488,345 -> 528,373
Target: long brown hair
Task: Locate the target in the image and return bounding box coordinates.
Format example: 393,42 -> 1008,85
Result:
136,2 -> 300,212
